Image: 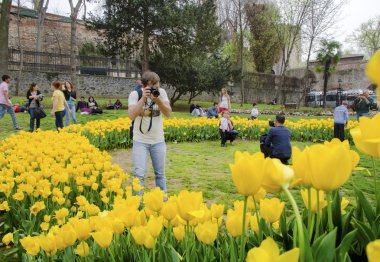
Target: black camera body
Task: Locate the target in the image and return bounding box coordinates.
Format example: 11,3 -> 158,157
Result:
148,87 -> 160,98
269,120 -> 275,127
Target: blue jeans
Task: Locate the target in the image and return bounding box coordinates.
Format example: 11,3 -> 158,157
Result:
0,104 -> 19,129
29,107 -> 40,131
65,103 -> 77,126
132,140 -> 167,193
356,112 -> 369,121
55,110 -> 65,130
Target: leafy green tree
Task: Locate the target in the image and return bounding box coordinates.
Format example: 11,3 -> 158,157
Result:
351,16 -> 380,58
245,2 -> 282,73
316,39 -> 342,108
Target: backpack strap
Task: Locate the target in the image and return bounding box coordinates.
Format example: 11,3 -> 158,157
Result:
137,89 -> 143,101
130,89 -> 144,139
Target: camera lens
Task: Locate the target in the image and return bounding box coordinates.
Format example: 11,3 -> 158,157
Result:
152,89 -> 160,98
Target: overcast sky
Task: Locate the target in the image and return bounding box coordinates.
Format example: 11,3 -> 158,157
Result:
10,0 -> 380,55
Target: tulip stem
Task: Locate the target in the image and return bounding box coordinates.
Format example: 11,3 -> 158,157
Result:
372,157 -> 377,196
282,186 -> 305,262
327,193 -> 334,232
307,188 -> 312,241
239,196 -> 248,262
316,190 -> 321,238
253,197 -> 262,242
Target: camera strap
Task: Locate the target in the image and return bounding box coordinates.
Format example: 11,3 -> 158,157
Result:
139,100 -> 156,134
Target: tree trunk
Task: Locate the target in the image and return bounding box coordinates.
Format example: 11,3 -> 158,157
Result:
322,60 -> 331,108
142,28 -> 149,72
15,0 -> 23,96
70,16 -> 78,85
238,0 -> 244,106
0,0 -> 12,74
297,37 -> 315,108
36,0 -> 49,58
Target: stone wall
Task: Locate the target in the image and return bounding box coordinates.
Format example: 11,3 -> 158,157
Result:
8,6 -> 101,54
8,70 -> 304,104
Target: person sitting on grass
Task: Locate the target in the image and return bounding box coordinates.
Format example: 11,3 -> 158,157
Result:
76,97 -> 91,114
190,101 -> 205,116
106,100 -> 115,110
88,96 -> 102,114
114,99 -> 122,110
250,102 -> 259,120
207,102 -> 219,118
219,111 -> 238,147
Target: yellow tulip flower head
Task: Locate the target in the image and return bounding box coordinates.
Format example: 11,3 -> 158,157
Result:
260,198 -> 285,224
60,224 -> 77,247
210,203 -> 225,219
72,219 -> 91,241
229,151 -> 265,196
306,142 -> 355,192
249,214 -> 259,233
75,242 -> 90,257
39,234 -> 57,257
176,190 -> 204,221
262,158 -> 294,193
367,239 -> 380,262
365,50 -> 380,89
226,208 -> 250,237
20,236 -> 41,257
195,221 -> 218,245
300,188 -> 327,214
2,232 -> 13,246
351,114 -> 380,158
292,147 -> 313,187
341,197 -> 350,215
143,187 -> 165,212
173,225 -> 185,241
161,200 -> 178,221
246,237 -> 299,262
147,215 -> 163,238
92,230 -> 113,249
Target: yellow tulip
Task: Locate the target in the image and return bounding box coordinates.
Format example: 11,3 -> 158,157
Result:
20,236 -> 40,257
262,158 -> 294,193
195,221 -> 218,245
60,224 -> 77,246
176,190 -> 204,221
351,114 -> 380,158
147,215 -> 163,238
112,218 -> 125,234
249,214 -> 259,233
72,219 -> 91,241
75,241 -> 90,257
143,187 -> 165,212
210,203 -> 224,219
260,198 -> 285,224
131,226 -> 149,246
365,50 -> 380,88
246,237 -> 299,262
292,147 -> 313,186
367,239 -> 380,262
39,234 -> 57,257
144,233 -> 155,249
300,188 -> 327,214
30,201 -> 46,216
306,143 -> 354,192
226,208 -> 250,237
173,225 -> 185,241
2,232 -> 13,246
161,200 -> 178,221
55,207 -> 69,222
341,197 -> 349,215
40,222 -> 49,231
229,151 -> 264,196
92,230 -> 113,249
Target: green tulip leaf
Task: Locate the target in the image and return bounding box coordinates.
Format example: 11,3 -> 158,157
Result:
354,219 -> 376,244
354,187 -> 376,223
313,228 -> 337,262
335,229 -> 357,261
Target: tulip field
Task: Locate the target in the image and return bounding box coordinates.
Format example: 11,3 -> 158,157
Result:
0,113 -> 380,262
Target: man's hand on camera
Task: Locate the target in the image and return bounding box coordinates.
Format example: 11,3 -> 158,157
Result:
142,87 -> 151,100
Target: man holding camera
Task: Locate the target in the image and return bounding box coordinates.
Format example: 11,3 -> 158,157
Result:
261,115 -> 292,164
128,71 -> 172,193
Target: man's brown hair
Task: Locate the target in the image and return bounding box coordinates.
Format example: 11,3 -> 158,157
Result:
141,71 -> 160,87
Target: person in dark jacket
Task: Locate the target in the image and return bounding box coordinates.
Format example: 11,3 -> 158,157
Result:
26,83 -> 43,132
354,90 -> 375,121
263,115 -> 292,164
76,97 -> 88,112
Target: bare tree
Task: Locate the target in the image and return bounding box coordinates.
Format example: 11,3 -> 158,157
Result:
68,0 -> 84,86
35,0 -> 50,54
298,0 -> 345,107
15,0 -> 25,96
351,16 -> 380,58
0,0 -> 12,74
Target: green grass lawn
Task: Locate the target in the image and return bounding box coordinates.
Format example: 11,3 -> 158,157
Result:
110,139 -> 377,208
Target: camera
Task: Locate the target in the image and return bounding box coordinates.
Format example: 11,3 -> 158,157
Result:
269,120 -> 275,127
148,87 -> 160,98
38,94 -> 44,101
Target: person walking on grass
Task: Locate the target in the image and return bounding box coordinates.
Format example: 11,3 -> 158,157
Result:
128,71 -> 172,194
50,81 -> 71,131
0,75 -> 23,130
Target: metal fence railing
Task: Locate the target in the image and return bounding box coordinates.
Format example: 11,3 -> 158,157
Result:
8,49 -> 141,78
